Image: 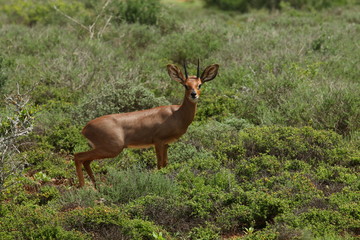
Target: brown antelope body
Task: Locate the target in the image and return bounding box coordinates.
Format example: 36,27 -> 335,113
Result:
74,61 -> 219,187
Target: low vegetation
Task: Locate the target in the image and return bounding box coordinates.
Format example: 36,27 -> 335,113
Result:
0,0 -> 359,239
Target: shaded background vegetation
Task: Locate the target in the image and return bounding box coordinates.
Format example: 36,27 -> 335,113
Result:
0,0 -> 359,239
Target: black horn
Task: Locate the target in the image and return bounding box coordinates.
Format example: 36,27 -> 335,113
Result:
183,60 -> 188,79
196,58 -> 200,79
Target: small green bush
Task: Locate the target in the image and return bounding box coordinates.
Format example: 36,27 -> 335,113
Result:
124,195 -> 194,234
238,126 -> 342,163
0,203 -> 84,239
45,122 -> 85,153
22,148 -> 74,179
188,223 -> 220,240
38,185 -> 60,205
75,82 -> 168,122
1,0 -> 88,25
329,189 -> 360,220
203,0 -> 355,12
59,187 -> 100,209
0,54 -> 12,93
235,154 -> 281,181
112,0 -> 161,25
64,205 -> 167,239
245,191 -> 287,228
99,168 -> 179,204
216,204 -> 254,233
154,30 -> 225,64
296,209 -> 359,237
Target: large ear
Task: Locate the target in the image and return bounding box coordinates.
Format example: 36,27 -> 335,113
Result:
167,64 -> 186,84
200,64 -> 219,83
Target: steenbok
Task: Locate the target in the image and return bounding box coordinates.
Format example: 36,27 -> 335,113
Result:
74,60 -> 219,187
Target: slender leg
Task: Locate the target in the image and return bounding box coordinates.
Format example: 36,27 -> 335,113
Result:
155,144 -> 163,169
74,148 -> 123,187
162,144 -> 169,168
155,143 -> 169,169
74,157 -> 85,187
83,160 -> 96,188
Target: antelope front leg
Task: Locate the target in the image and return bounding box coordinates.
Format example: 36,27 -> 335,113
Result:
155,143 -> 168,169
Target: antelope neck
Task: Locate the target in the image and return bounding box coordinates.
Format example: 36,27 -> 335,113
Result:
177,93 -> 197,126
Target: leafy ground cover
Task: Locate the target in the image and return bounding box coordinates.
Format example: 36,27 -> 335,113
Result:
0,0 -> 359,239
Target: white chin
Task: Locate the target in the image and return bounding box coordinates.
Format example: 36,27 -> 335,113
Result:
189,97 -> 199,103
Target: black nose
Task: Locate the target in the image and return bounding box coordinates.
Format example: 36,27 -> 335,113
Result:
191,92 -> 197,98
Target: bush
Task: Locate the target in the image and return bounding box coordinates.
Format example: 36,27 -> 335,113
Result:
59,187 -> 100,209
22,148 -> 74,179
203,0 -> 355,12
296,209 -> 359,237
75,82 -> 168,122
0,54 -> 12,93
0,203 -> 84,239
112,0 -> 161,25
153,29 -> 225,64
44,121 -> 85,153
64,205 -> 167,239
125,195 -> 194,234
238,126 -> 342,164
0,0 -> 88,25
188,223 -> 220,240
235,154 -> 281,181
216,204 -> 254,233
99,168 -> 179,204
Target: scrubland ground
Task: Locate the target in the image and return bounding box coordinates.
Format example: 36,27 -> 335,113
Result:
0,0 -> 359,239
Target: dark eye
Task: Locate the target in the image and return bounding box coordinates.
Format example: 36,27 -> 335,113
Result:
198,84 -> 202,89
184,85 -> 190,90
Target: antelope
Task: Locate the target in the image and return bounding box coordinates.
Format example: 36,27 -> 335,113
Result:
74,61 -> 219,187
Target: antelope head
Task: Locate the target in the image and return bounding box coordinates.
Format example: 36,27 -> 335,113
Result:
167,60 -> 219,103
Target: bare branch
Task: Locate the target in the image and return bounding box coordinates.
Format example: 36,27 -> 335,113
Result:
0,91 -> 34,192
53,5 -> 89,31
53,0 -> 113,39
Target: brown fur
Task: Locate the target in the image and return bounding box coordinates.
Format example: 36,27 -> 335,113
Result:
74,64 -> 219,187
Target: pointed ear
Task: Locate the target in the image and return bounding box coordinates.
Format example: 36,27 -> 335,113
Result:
167,64 -> 186,84
200,64 -> 219,83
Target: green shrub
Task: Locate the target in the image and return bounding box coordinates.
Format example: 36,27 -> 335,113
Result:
75,82 -> 168,122
153,30 -> 225,64
0,203 -> 84,239
329,189 -> 360,220
183,120 -> 240,156
125,195 -> 195,234
216,204 -> 254,233
204,0 -> 249,12
241,226 -> 278,240
235,154 -> 281,181
188,223 -> 220,240
203,0 -> 356,12
0,0 -> 88,25
0,54 -> 12,93
296,209 -> 359,237
59,187 -> 100,209
196,92 -> 240,122
314,88 -> 360,135
112,0 -> 161,25
166,142 -> 205,167
64,205 -> 167,239
99,168 -> 179,204
38,185 -> 60,205
245,191 -> 287,228
254,172 -> 324,207
45,122 -> 85,153
184,181 -> 224,218
238,126 -> 342,164
22,148 -> 74,179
